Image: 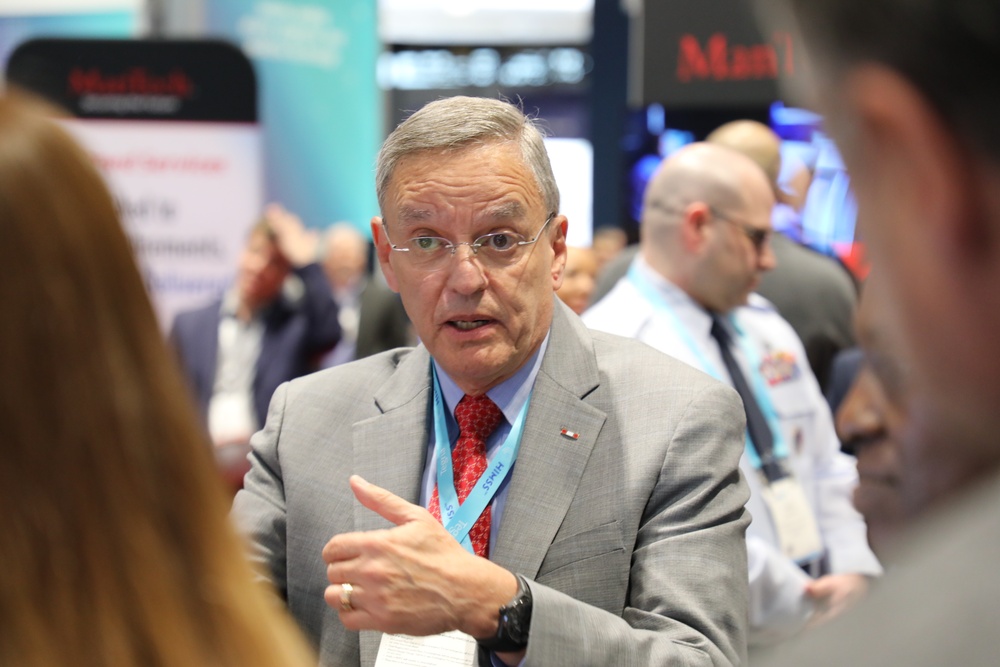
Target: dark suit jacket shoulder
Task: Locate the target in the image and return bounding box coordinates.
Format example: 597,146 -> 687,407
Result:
355,277 -> 412,360
755,233 -> 858,390
169,262 -> 341,427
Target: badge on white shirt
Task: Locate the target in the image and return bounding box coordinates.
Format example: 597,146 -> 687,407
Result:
759,477 -> 824,564
375,630 -> 477,667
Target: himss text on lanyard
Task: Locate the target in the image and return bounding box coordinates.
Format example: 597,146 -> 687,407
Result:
626,263 -> 790,467
430,368 -> 531,554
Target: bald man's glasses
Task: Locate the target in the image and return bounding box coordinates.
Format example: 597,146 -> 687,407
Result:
710,208 -> 772,252
382,214 -> 555,272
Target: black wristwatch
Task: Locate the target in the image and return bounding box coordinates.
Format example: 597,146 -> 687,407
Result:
477,574 -> 533,653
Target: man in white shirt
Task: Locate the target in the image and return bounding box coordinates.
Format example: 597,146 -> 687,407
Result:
584,142 -> 880,649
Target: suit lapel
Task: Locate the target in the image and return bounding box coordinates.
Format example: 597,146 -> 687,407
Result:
351,346 -> 433,667
352,345 -> 433,530
491,301 -> 606,578
255,304 -> 290,389
193,306 -> 220,410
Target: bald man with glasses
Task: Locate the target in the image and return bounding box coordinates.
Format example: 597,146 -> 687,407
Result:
584,142 -> 881,652
233,97 -> 753,667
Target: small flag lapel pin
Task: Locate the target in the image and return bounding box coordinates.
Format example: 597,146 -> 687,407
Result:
560,428 -> 580,440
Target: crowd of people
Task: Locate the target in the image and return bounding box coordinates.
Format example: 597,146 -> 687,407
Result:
4,0 -> 999,663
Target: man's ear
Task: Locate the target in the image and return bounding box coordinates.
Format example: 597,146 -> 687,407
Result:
837,65 -> 982,262
370,217 -> 400,293
679,203 -> 712,254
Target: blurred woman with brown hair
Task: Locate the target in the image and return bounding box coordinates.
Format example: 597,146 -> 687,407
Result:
0,91 -> 315,666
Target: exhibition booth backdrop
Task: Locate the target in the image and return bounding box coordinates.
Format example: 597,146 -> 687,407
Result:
8,38 -> 263,331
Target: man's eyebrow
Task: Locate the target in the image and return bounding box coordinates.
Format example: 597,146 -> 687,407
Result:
484,201 -> 526,221
393,201 -> 528,227
396,207 -> 433,224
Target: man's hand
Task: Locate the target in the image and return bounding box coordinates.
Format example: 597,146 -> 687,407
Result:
264,202 -> 319,268
323,475 -> 518,638
804,573 -> 870,629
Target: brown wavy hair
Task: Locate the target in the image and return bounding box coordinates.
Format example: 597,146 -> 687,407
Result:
0,91 -> 315,666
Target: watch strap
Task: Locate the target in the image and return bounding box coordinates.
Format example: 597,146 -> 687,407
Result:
477,573 -> 532,653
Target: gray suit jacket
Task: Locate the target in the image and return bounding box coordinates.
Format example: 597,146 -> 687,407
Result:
233,300 -> 751,666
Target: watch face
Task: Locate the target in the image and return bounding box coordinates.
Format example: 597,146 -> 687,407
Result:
503,609 -> 522,641
479,575 -> 531,652
502,594 -> 532,644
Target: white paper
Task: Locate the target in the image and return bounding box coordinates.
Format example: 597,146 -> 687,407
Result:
375,630 -> 477,667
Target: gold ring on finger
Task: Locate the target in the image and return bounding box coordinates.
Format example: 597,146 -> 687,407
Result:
340,583 -> 354,612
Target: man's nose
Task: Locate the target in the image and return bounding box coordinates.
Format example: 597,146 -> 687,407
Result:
835,365 -> 884,452
444,244 -> 488,293
758,239 -> 778,271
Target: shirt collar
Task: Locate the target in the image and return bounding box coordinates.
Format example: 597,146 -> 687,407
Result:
633,254 -> 719,339
433,330 -> 550,426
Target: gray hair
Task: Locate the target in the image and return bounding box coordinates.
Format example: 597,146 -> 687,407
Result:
375,96 -> 560,215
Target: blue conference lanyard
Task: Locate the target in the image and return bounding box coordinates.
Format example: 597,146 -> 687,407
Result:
431,369 -> 531,554
627,264 -> 790,468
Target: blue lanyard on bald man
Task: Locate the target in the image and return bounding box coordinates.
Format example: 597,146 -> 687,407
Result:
627,263 -> 791,473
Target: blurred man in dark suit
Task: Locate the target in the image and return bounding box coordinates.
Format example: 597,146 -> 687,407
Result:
319,222 -> 413,367
170,203 -> 340,447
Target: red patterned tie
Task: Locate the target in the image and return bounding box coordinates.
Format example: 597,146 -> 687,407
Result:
428,394 -> 504,558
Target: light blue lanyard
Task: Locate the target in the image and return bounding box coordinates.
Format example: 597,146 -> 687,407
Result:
431,369 -> 531,553
627,264 -> 789,467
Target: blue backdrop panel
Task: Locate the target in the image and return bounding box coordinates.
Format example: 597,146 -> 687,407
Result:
205,0 -> 380,235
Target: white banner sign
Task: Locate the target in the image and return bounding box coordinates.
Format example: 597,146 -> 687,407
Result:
62,118 -> 263,330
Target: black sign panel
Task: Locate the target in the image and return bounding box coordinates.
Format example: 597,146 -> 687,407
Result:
632,0 -> 798,108
7,38 -> 256,122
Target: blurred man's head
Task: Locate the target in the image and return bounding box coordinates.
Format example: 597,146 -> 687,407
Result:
591,226 -> 627,273
371,96 -> 568,396
836,274 -> 909,557
322,223 -> 369,293
641,143 -> 776,313
706,119 -> 783,195
556,246 -> 598,315
756,0 -> 1000,513
237,219 -> 289,312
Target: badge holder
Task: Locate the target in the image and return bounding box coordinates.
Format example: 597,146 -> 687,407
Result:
375,631 -> 477,667
760,476 -> 824,564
